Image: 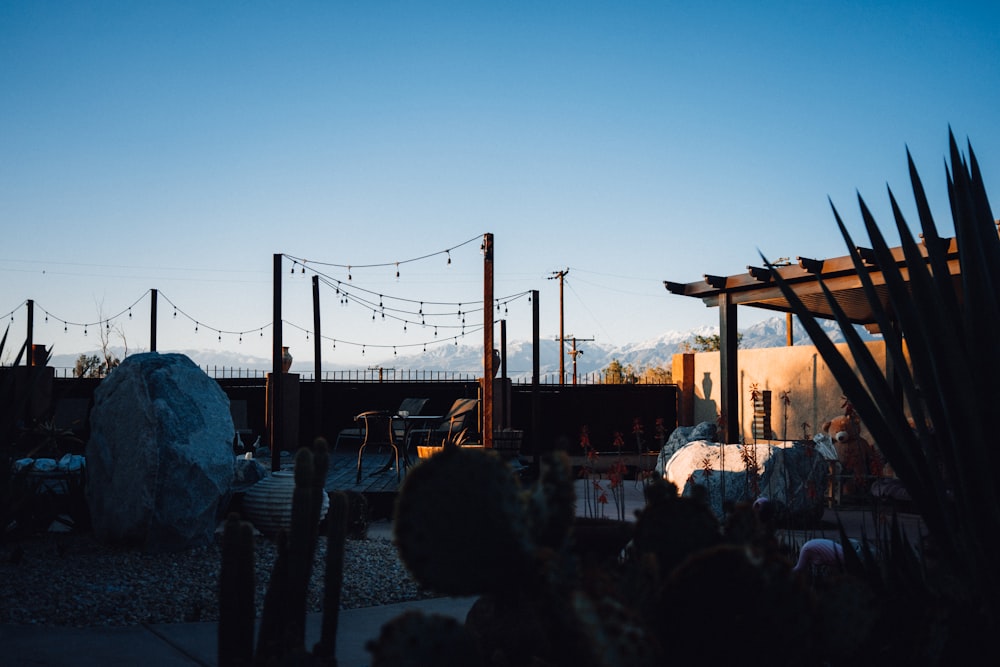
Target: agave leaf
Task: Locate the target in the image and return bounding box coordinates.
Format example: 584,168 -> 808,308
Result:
768,134 -> 1000,616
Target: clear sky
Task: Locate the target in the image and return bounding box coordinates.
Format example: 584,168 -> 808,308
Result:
2,1 -> 998,370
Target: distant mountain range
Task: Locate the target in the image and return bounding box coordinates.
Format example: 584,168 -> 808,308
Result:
47,316 -> 877,379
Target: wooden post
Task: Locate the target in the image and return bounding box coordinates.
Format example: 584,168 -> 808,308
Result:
531,289 -> 540,466
719,292 -> 739,443
150,289 -> 158,352
312,275 -> 323,441
25,299 -> 34,366
482,233 -> 494,449
270,254 -> 283,472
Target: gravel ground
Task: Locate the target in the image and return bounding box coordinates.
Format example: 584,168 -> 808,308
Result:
0,528 -> 435,628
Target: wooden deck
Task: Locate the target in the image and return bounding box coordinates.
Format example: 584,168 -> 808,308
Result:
325,449 -> 407,495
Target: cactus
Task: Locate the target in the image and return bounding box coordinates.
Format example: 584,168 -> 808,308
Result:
218,513 -> 255,666
217,437 -> 347,666
393,444 -> 536,597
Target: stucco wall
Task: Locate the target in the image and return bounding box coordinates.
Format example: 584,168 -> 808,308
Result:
674,341 -> 887,445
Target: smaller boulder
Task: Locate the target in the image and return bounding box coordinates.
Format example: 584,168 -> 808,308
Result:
656,421 -> 718,477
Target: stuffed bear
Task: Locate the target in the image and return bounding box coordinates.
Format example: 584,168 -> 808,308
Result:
822,414 -> 882,495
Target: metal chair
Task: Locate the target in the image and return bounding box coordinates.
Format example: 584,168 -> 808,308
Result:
335,397 -> 428,451
355,410 -> 402,484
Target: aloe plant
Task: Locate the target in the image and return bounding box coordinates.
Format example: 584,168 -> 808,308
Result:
764,130 -> 999,621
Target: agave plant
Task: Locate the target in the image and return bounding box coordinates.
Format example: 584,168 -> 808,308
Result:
765,130 -> 999,620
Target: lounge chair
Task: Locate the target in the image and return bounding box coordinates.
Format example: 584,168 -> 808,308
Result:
407,398 -> 479,451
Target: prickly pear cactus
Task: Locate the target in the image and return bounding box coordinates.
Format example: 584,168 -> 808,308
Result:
393,446 -> 534,596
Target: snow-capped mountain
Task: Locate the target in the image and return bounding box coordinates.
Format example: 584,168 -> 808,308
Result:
46,316 -> 877,377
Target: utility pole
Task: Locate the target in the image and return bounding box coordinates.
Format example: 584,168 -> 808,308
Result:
568,336 -> 594,385
549,268 -> 569,384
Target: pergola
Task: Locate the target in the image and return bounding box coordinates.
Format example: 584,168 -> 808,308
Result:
663,237 -> 962,442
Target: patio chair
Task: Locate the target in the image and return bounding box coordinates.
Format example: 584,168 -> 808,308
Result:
334,397 -> 429,451
355,410 -> 402,484
408,398 -> 479,451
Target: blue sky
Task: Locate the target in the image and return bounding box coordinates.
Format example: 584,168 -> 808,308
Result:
2,1 -> 998,370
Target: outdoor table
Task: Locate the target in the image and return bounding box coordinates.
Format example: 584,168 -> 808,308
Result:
395,414 -> 443,465
367,412 -> 443,476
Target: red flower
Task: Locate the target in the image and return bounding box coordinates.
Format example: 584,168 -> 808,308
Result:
597,493 -> 608,505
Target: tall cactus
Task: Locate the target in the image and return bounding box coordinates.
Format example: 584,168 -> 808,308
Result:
218,513 -> 255,667
314,489 -> 348,660
218,437 -> 347,666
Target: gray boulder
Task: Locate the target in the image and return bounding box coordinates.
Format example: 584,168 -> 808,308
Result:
85,352 -> 236,551
663,440 -> 829,523
656,421 -> 718,476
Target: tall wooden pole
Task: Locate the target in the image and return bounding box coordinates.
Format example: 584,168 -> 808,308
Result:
531,289 -> 540,467
150,289 -> 158,352
482,233 -> 494,449
550,269 -> 568,384
312,275 -> 323,441
25,299 -> 33,366
271,254 -> 283,472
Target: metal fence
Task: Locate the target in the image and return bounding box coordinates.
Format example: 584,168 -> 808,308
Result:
46,365 -> 672,386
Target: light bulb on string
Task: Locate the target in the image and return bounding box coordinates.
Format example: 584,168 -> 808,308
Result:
84,326 -> 88,336
361,345 -> 365,356
422,344 -> 426,352
301,263 -> 305,274
128,308 -> 132,319
393,346 -> 397,356
173,308 -> 177,318
395,262 -> 400,280
290,262 -> 296,274
347,265 -> 352,281
239,334 -> 243,344
44,314 -> 48,323
195,323 -> 199,333
446,250 -> 451,266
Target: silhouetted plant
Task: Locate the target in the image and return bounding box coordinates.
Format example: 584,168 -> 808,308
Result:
218,438 -> 348,666
766,130 -> 999,651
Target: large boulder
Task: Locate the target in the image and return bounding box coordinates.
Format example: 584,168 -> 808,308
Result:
663,440 -> 829,523
85,352 -> 236,551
